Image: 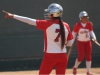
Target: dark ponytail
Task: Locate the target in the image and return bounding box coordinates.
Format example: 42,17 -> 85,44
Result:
58,17 -> 65,50
53,17 -> 65,50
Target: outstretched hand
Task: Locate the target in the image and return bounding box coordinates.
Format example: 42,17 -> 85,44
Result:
2,10 -> 14,18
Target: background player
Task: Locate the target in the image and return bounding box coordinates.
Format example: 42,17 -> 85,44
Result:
72,11 -> 97,75
3,3 -> 73,75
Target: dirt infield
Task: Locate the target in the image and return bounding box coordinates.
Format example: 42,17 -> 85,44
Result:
0,68 -> 100,75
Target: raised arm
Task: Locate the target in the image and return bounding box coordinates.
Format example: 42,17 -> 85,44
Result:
3,10 -> 37,26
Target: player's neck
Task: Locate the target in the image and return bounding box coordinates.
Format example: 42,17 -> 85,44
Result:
81,22 -> 86,27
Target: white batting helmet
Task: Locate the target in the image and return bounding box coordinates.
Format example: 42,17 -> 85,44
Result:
79,11 -> 89,18
44,3 -> 63,19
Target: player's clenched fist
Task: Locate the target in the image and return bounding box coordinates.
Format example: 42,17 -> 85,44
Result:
2,10 -> 14,18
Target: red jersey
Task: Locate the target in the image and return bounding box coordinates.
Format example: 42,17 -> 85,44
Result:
73,22 -> 93,41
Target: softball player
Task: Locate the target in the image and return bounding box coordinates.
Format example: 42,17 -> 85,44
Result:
72,11 -> 97,75
3,3 -> 73,75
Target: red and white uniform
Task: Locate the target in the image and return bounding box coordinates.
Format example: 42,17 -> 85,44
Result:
73,22 -> 96,42
13,15 -> 73,53
72,22 -> 96,62
36,20 -> 73,53
13,15 -> 73,74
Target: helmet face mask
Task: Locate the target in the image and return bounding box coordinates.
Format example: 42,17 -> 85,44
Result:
44,9 -> 50,20
44,3 -> 63,20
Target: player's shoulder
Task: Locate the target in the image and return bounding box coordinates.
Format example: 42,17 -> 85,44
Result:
37,19 -> 52,25
74,22 -> 81,27
63,22 -> 69,26
37,19 -> 48,22
87,21 -> 93,26
36,19 -> 53,29
63,22 -> 72,31
75,22 -> 81,25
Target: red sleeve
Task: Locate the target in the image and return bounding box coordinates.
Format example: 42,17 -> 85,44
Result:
73,23 -> 79,33
64,23 -> 73,41
36,20 -> 48,30
89,22 -> 93,31
67,30 -> 73,41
